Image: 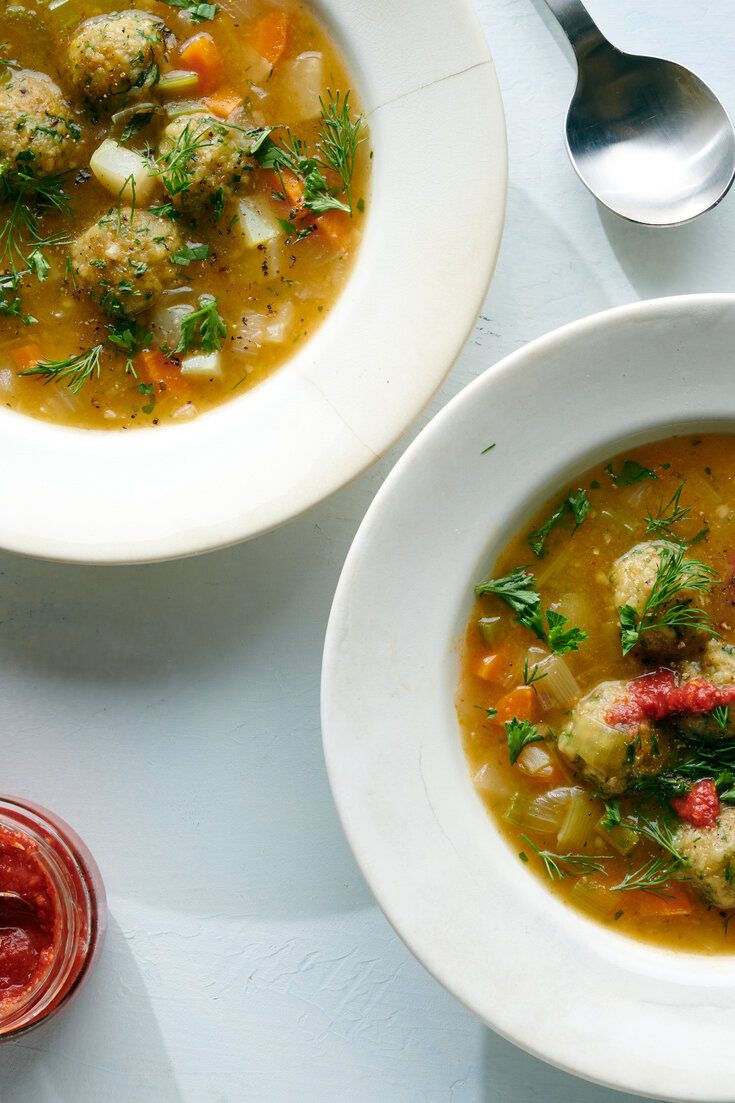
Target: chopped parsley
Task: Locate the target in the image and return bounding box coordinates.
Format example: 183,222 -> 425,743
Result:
528,488 -> 590,558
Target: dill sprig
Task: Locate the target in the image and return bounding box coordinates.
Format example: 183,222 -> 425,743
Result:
519,835 -> 610,881
645,482 -> 691,542
611,816 -> 688,898
257,91 -> 366,218
315,91 -> 366,212
20,345 -> 104,394
619,544 -> 719,655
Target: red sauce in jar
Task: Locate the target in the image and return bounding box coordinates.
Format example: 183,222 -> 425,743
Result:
0,826 -> 57,1011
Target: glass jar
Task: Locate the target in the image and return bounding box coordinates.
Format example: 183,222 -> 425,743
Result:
0,796 -> 106,1039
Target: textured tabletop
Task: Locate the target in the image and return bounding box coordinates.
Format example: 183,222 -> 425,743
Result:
2,1 -> 734,1100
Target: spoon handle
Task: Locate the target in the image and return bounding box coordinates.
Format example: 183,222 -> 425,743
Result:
542,0 -> 607,59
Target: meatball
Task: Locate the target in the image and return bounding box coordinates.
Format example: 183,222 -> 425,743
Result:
670,640 -> 735,741
67,11 -> 169,103
610,540 -> 698,658
676,806 -> 735,909
557,680 -> 662,794
159,114 -> 253,211
0,70 -> 80,178
71,208 -> 183,316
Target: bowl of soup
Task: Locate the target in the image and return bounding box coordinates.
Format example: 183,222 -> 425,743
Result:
322,294 -> 735,1102
0,0 -> 506,561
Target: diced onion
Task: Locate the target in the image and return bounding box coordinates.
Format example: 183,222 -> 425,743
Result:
237,196 -> 280,248
181,351 -> 222,379
516,743 -> 556,779
281,52 -> 324,120
532,653 -> 581,711
242,45 -> 273,85
151,302 -> 195,349
159,70 -> 200,97
473,764 -> 513,799
90,139 -> 157,205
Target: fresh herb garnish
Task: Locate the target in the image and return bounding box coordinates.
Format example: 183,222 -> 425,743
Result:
601,797 -> 622,831
645,482 -> 691,542
528,488 -> 590,558
611,817 -> 688,897
618,544 -> 719,655
257,91 -> 365,218
505,718 -> 544,765
119,108 -> 158,144
520,834 -> 610,881
605,459 -> 657,487
160,0 -> 219,21
171,243 -> 210,265
475,567 -> 588,655
481,442 -> 496,455
20,344 -> 104,394
713,705 -> 730,733
175,295 -> 227,354
522,658 -> 546,686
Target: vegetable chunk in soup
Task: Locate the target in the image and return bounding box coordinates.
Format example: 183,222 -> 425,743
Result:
456,436 -> 735,952
0,0 -> 369,428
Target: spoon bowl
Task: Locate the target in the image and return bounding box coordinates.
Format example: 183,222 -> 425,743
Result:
545,0 -> 735,225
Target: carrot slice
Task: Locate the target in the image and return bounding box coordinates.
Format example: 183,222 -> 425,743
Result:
179,33 -> 222,94
135,350 -> 188,399
637,884 -> 693,918
474,649 -> 512,685
11,342 -> 43,372
493,685 -> 539,725
317,210 -> 353,250
204,87 -> 244,119
251,10 -> 289,66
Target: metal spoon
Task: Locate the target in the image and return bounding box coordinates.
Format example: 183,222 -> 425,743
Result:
542,0 -> 735,225
0,892 -> 37,928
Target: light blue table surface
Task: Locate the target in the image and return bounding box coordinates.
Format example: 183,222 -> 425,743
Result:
3,1 -> 735,1100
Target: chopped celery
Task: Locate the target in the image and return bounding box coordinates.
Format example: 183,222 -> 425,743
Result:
478,616 -> 502,645
504,787 -> 575,836
532,653 -> 581,711
165,100 -> 208,119
569,877 -> 619,921
557,789 -> 599,849
597,816 -> 638,856
159,70 -> 200,97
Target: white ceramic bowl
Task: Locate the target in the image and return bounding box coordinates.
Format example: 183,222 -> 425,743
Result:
322,294 -> 735,1103
1,0 -> 506,564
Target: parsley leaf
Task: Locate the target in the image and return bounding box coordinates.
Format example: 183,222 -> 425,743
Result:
545,609 -> 588,655
171,242 -> 210,265
605,459 -> 657,487
528,488 -> 590,558
175,295 -> 227,354
505,718 -> 544,765
160,0 -> 219,22
475,568 -> 588,655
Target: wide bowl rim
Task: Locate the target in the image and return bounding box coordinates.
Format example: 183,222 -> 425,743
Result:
0,0 -> 507,565
321,292 -> 735,1103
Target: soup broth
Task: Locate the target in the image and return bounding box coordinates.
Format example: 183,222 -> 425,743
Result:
0,0 -> 369,428
457,435 -> 735,952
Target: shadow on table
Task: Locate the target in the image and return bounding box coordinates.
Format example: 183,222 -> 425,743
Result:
0,916 -> 183,1103
0,474 -> 377,923
598,198 -> 735,300
481,1028 -> 651,1103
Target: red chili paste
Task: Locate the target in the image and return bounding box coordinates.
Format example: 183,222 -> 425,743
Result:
606,669 -> 735,726
0,826 -> 57,1012
671,779 -> 720,829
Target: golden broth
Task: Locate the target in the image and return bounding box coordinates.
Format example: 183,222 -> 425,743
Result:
457,434 -> 735,953
0,0 -> 369,427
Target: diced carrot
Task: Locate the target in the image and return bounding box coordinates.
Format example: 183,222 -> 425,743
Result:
493,686 -> 539,726
179,33 -> 222,94
251,10 -> 289,66
317,210 -> 353,250
266,168 -> 305,211
637,884 -> 694,918
11,342 -> 43,372
475,647 -> 513,686
204,87 -> 244,119
135,350 -> 188,398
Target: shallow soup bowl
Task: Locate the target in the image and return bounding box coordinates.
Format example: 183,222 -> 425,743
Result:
322,294 -> 735,1102
0,0 -> 506,564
